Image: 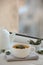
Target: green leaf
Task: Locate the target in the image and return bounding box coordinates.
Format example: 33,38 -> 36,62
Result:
29,40 -> 35,45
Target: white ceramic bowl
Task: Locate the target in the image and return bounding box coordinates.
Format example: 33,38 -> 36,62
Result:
11,43 -> 32,58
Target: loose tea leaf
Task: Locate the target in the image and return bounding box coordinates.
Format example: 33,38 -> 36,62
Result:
29,40 -> 35,45
6,51 -> 11,55
37,50 -> 43,54
36,39 -> 41,45
1,49 -> 5,53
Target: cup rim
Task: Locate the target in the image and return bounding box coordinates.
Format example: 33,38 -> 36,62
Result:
12,43 -> 31,50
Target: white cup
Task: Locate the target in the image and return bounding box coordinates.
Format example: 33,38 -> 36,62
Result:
11,43 -> 35,58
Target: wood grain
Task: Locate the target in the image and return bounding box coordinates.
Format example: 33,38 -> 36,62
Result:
0,0 -> 18,32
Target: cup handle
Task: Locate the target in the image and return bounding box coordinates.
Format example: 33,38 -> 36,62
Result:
31,47 -> 35,53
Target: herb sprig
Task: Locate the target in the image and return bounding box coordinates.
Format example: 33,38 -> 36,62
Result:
29,39 -> 42,45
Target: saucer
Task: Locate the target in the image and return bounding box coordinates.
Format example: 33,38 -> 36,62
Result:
5,52 -> 39,62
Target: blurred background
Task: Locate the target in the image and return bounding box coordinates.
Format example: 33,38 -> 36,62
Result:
0,0 -> 19,32
0,0 -> 43,38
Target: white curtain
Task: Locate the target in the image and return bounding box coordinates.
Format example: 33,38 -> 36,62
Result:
19,0 -> 43,38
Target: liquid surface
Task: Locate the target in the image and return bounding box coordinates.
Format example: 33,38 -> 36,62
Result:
13,44 -> 29,49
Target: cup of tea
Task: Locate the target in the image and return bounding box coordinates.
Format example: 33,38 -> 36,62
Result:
11,43 -> 35,58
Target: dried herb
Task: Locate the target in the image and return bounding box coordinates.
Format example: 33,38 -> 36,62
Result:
37,50 -> 43,54
6,51 -> 11,55
29,39 -> 41,45
1,49 -> 5,53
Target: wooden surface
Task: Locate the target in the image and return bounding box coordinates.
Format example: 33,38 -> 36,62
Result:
0,0 -> 25,32
0,0 -> 18,32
